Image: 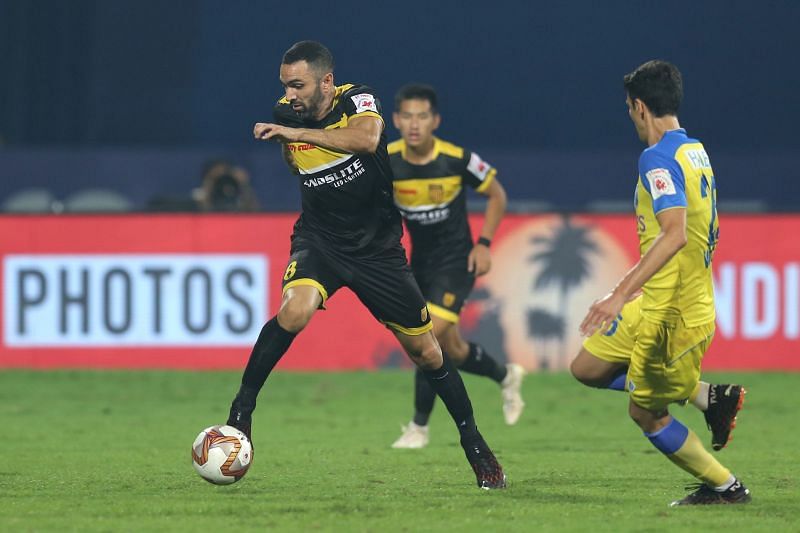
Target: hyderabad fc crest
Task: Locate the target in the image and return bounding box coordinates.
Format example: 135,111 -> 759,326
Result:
443,292 -> 456,308
428,184 -> 444,203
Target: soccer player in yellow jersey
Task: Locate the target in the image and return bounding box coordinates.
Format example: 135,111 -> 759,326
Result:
575,60 -> 751,506
387,84 -> 524,449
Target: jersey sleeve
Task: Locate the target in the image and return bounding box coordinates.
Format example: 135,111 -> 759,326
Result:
341,86 -> 384,124
638,150 -> 686,213
462,149 -> 497,193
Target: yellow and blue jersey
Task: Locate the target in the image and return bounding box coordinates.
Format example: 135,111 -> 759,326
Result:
634,128 -> 719,327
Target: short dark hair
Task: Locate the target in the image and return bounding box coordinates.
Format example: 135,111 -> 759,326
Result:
394,83 -> 438,113
282,40 -> 335,75
623,60 -> 683,117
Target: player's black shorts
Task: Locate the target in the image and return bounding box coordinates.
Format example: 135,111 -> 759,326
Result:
413,268 -> 475,324
281,235 -> 432,335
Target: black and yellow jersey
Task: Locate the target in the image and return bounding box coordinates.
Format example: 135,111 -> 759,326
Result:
389,137 -> 496,273
274,83 -> 400,253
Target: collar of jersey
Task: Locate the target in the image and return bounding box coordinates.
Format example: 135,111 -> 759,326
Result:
664,128 -> 687,137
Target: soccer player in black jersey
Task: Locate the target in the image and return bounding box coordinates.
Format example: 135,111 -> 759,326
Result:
225,41 -> 506,489
388,84 -> 525,449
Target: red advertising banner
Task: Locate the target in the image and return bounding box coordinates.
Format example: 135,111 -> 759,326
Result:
1,214 -> 797,370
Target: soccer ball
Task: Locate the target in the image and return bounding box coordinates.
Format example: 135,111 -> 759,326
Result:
191,424 -> 253,485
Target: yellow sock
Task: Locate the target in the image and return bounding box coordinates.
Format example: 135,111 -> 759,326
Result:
667,429 -> 730,486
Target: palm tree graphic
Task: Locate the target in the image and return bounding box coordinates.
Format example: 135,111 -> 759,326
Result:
528,214 -> 600,368
526,308 -> 565,370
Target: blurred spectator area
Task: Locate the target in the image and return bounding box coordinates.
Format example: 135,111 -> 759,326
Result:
0,2 -> 796,213
0,148 -> 794,213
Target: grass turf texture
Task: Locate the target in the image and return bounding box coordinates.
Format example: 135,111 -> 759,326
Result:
1,370 -> 798,532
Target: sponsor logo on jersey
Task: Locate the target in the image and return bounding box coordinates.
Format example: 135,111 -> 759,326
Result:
467,152 -> 491,180
351,93 -> 377,114
645,168 -> 677,200
404,208 -> 450,225
287,143 -> 316,152
303,158 -> 365,188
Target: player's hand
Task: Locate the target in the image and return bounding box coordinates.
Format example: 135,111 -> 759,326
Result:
253,122 -> 299,143
468,244 -> 492,277
579,289 -> 626,337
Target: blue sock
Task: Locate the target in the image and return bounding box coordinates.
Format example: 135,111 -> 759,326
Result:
644,417 -> 689,454
607,372 -> 627,391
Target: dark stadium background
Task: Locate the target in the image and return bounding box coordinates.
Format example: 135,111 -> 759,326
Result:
1,0 -> 797,211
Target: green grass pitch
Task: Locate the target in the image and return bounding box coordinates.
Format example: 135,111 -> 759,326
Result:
1,370 -> 798,531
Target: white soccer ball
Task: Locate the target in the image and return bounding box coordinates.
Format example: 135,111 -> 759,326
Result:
191,424 -> 253,485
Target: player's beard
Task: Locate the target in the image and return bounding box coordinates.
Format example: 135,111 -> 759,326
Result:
297,84 -> 326,121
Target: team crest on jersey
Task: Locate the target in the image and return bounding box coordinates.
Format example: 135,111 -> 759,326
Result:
428,184 -> 444,203
350,93 -> 377,114
645,168 -> 677,200
421,306 -> 429,322
442,292 -> 456,308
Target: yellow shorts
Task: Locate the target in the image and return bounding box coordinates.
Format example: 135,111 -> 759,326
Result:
582,297 -> 642,364
628,318 -> 715,411
583,297 -> 715,411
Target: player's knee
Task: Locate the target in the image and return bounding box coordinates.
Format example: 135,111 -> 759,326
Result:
277,299 -> 315,333
411,341 -> 443,370
569,357 -> 585,382
628,405 -> 647,428
570,357 -> 603,388
628,402 -> 667,432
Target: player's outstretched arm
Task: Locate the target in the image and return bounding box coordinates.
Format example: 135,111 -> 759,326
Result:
579,207 -> 687,336
253,116 -> 382,154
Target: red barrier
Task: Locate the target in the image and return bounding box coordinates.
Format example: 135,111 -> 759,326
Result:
1,214 -> 797,370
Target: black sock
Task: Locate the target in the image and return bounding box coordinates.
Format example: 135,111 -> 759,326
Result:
457,342 -> 507,384
421,357 -> 479,441
412,367 -> 437,426
231,317 -> 297,417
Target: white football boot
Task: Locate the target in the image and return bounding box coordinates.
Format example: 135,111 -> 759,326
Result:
501,363 -> 526,425
391,422 -> 430,449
